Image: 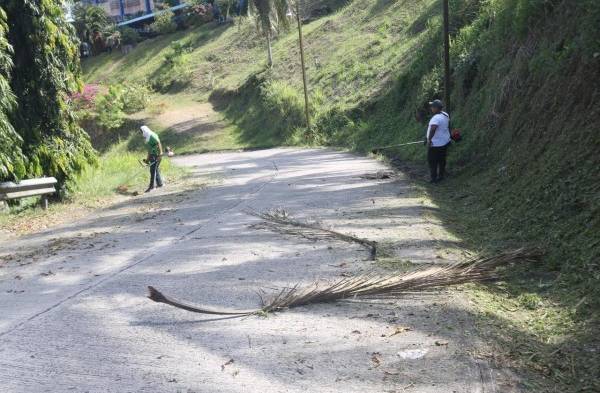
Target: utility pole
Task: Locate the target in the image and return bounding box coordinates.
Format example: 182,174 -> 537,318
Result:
442,0 -> 450,111
295,0 -> 310,128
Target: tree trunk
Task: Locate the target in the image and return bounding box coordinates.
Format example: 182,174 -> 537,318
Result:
266,30 -> 273,67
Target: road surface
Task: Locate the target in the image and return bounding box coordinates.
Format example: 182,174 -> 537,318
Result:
0,148 -> 508,393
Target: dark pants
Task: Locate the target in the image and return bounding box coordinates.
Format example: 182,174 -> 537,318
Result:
427,143 -> 449,181
149,155 -> 163,189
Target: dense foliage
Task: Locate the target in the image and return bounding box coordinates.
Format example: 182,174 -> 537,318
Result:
151,9 -> 177,34
1,0 -> 96,185
0,7 -> 25,180
73,3 -> 113,54
119,26 -> 140,46
95,82 -> 150,129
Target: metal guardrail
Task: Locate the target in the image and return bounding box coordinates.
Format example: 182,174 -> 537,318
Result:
0,177 -> 58,209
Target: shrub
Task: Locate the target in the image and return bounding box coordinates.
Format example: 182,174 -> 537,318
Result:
183,0 -> 213,27
69,84 -> 100,111
95,85 -> 125,129
119,26 -> 139,45
121,82 -> 150,114
164,40 -> 192,64
261,80 -> 305,139
313,107 -> 355,145
150,9 -> 177,34
152,41 -> 194,91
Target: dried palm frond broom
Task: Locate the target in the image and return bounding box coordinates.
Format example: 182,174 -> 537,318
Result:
148,248 -> 541,316
246,208 -> 378,260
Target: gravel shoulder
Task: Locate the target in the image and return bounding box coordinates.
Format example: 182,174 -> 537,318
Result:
0,148 -> 517,392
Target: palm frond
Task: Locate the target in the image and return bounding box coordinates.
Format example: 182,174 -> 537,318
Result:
247,208 -> 377,259
147,248 -> 542,316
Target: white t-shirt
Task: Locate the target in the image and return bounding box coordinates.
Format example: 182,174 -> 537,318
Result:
427,112 -> 451,147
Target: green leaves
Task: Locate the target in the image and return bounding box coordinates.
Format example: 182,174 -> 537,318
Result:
73,3 -> 112,48
151,9 -> 177,34
0,6 -> 25,181
96,85 -> 126,130
1,0 -> 96,185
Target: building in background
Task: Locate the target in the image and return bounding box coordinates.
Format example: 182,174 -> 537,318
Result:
82,0 -> 182,21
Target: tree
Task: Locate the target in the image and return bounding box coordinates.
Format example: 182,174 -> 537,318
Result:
73,3 -> 112,53
243,0 -> 290,66
3,0 -> 95,186
96,85 -> 126,129
0,6 -> 25,181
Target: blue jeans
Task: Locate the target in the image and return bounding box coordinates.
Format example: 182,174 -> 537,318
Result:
149,155 -> 163,188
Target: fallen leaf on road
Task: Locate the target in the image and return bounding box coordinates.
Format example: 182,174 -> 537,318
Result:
389,326 -> 412,336
221,358 -> 234,371
371,352 -> 382,368
351,330 -> 361,334
435,340 -> 449,346
383,370 -> 399,376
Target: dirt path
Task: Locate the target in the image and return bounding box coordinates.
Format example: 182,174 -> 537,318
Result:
0,148 -> 515,392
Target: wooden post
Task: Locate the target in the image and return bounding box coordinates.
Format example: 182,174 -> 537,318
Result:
442,0 -> 451,111
295,0 -> 311,128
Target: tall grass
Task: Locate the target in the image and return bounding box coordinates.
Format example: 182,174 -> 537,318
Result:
69,141 -> 183,204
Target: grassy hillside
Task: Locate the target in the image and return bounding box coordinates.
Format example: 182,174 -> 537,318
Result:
83,0 -> 599,391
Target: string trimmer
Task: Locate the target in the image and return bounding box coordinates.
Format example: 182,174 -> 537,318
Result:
371,140 -> 424,153
137,147 -> 175,167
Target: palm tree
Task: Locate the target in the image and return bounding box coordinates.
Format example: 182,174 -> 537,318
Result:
73,4 -> 111,52
246,0 -> 290,67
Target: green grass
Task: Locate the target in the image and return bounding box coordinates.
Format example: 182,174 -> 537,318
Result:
69,140 -> 184,203
398,165 -> 599,392
83,21 -> 266,99
138,94 -> 251,154
82,1 -> 600,391
0,131 -> 187,234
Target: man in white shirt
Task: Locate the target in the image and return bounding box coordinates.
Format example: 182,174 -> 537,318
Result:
426,99 -> 451,183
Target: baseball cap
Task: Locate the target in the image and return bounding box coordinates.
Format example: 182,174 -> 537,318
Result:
429,99 -> 444,109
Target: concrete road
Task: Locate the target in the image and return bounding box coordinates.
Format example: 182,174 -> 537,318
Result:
0,148 -> 506,393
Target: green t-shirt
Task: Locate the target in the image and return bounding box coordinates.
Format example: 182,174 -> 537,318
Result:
146,131 -> 161,156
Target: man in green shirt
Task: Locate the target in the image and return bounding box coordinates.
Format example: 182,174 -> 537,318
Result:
140,125 -> 164,192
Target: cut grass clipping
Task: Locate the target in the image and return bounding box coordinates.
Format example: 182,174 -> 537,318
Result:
148,248 -> 541,316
